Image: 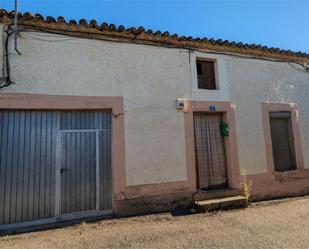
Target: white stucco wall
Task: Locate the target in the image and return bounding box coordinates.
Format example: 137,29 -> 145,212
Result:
225,57 -> 309,174
185,50 -> 309,175
190,52 -> 230,102
1,25 -> 308,184
0,27 -> 192,186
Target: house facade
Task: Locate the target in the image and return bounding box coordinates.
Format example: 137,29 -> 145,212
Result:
0,10 -> 309,232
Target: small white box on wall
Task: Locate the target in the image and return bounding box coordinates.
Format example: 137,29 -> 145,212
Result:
176,98 -> 186,110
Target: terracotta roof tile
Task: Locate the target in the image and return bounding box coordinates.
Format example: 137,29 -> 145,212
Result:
117,25 -> 125,32
100,22 -> 108,31
68,19 -> 77,26
0,9 -> 308,63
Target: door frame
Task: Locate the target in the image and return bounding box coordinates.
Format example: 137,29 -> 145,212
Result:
261,102 -> 304,174
193,112 -> 228,190
0,93 -> 126,224
184,101 -> 240,191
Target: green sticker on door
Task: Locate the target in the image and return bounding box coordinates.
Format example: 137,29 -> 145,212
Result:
220,122 -> 229,137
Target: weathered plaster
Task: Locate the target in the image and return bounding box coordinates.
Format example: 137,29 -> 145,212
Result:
189,51 -> 230,102
0,27 -> 191,186
1,24 -> 309,193
226,57 -> 309,174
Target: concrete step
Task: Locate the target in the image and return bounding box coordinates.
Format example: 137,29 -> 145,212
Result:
193,188 -> 241,201
194,195 -> 248,213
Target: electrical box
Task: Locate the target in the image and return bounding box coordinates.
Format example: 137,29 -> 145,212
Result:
220,122 -> 229,137
176,98 -> 186,110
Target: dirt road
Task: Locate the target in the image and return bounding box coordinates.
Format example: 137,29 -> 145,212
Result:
1,197 -> 309,249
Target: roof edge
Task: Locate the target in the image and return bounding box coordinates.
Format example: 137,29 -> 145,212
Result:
0,9 -> 308,64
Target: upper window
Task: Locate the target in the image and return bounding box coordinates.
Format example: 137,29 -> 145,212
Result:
196,60 -> 216,90
269,111 -> 296,172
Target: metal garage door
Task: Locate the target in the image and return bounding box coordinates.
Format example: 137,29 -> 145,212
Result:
0,110 -> 112,227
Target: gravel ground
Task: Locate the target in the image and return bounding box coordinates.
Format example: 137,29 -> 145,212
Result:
1,196 -> 309,249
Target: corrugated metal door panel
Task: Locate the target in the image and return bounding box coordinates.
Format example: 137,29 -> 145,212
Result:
60,132 -> 97,214
0,110 -> 113,226
99,130 -> 113,211
193,113 -> 227,190
60,111 -> 112,130
270,112 -> 296,171
0,111 -> 57,225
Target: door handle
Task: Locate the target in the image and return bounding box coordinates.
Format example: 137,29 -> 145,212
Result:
60,168 -> 68,174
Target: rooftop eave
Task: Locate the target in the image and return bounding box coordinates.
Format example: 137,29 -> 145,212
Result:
0,10 -> 308,65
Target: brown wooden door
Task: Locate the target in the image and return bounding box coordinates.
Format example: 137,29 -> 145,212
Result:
269,112 -> 296,172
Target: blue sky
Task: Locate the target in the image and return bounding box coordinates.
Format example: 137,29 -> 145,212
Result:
1,0 -> 308,53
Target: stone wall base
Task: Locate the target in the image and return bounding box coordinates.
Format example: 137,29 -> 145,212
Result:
247,171 -> 309,201
114,191 -> 193,217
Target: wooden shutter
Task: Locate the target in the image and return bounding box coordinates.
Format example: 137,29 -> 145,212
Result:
269,112 -> 296,172
196,60 -> 216,90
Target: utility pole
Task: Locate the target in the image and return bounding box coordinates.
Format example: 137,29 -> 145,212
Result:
14,0 -> 21,54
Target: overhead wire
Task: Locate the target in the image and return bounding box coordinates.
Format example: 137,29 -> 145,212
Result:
21,25 -> 309,71
19,31 -> 76,43
0,24 -> 308,89
0,25 -> 14,89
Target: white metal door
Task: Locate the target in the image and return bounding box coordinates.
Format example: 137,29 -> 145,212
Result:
59,130 -> 98,215
0,110 -> 113,230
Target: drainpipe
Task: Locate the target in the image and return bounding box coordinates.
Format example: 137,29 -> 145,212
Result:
14,0 -> 22,55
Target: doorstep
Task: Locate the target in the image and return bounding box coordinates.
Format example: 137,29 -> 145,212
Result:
193,188 -> 241,201
193,188 -> 248,212
194,195 -> 248,212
